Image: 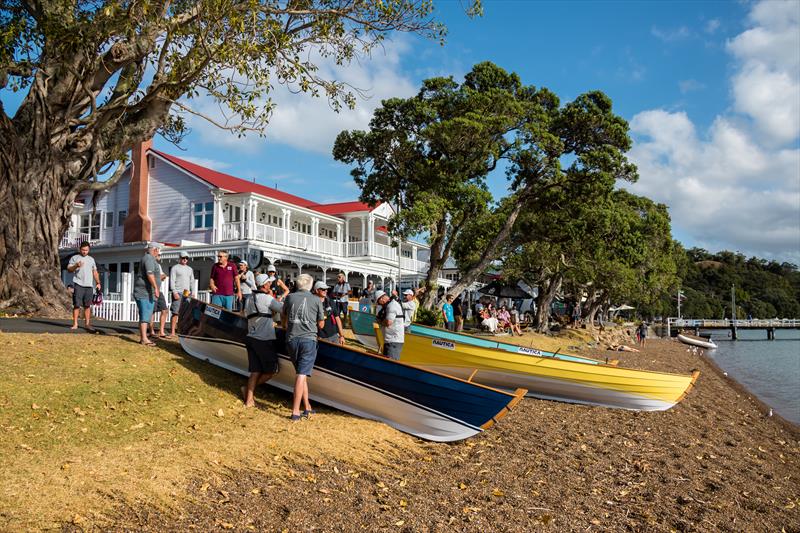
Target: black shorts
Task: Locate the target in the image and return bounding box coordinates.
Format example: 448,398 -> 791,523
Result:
72,285 -> 93,309
155,293 -> 168,312
245,337 -> 279,374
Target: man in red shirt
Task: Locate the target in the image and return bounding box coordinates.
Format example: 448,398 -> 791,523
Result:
209,250 -> 241,310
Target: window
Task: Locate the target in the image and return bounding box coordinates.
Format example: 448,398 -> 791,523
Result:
148,155 -> 156,169
118,210 -> 127,226
320,227 -> 337,240
401,250 -> 412,258
193,201 -> 214,229
79,212 -> 101,240
267,214 -> 283,228
292,221 -> 311,234
224,203 -> 242,223
104,212 -> 114,228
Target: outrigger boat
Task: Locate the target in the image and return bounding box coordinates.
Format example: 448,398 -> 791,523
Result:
349,310 -> 699,412
350,311 -> 610,365
677,333 -> 718,350
176,299 -> 525,442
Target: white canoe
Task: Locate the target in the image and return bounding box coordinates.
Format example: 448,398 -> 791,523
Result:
677,333 -> 718,350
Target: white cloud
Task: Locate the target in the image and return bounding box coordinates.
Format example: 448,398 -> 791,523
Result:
705,19 -> 721,34
651,25 -> 691,42
180,156 -> 231,170
628,1 -> 800,263
187,37 -> 418,156
678,79 -> 706,93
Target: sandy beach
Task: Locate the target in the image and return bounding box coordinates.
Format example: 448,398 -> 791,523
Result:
1,327 -> 797,531
107,336 -> 799,532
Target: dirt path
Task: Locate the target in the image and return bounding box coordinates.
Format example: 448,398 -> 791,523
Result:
108,339 -> 800,532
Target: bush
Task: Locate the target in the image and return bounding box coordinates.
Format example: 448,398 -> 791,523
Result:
415,307 -> 440,326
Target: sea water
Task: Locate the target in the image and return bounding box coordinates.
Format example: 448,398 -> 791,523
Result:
703,328 -> 800,424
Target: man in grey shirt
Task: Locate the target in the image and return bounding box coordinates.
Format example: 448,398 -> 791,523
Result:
169,251 -> 195,337
375,290 -> 405,360
133,242 -> 161,346
238,260 -> 256,310
242,274 -> 284,407
281,274 -> 325,420
67,241 -> 101,332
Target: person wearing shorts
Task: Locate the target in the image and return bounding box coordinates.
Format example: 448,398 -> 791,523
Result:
133,242 -> 161,346
169,251 -> 195,337
67,241 -> 101,332
282,274 -> 324,420
242,274 -> 284,407
209,250 -> 240,310
375,290 -> 405,360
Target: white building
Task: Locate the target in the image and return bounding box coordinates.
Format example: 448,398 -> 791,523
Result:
60,140 -> 450,298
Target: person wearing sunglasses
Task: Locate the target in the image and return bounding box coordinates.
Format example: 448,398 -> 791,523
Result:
208,250 -> 241,310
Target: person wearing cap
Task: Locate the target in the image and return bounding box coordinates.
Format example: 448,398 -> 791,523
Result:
242,273 -> 284,407
209,250 -> 241,310
168,251 -> 195,337
237,260 -> 256,310
375,290 -> 405,360
133,242 -> 162,346
401,289 -> 417,328
314,281 -> 346,346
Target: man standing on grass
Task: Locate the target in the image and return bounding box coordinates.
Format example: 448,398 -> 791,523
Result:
374,290 -> 404,360
242,274 -> 284,407
169,251 -> 195,337
209,250 -> 240,310
150,246 -> 169,338
67,241 -> 101,332
133,242 -> 161,346
442,294 -> 456,331
282,274 -> 325,421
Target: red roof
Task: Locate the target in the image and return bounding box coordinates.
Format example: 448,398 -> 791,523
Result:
313,201 -> 375,215
152,150 -> 323,211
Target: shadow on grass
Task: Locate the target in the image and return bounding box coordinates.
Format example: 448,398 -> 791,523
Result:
24,318 -> 138,335
115,334 -> 293,413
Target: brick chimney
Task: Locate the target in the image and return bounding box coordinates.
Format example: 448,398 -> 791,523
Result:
123,139 -> 153,242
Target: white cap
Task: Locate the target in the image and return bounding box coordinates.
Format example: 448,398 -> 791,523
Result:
255,274 -> 270,287
313,281 -> 329,291
239,260 -> 248,266
403,289 -> 414,295
179,251 -> 190,258
374,290 -> 387,301
267,264 -> 276,272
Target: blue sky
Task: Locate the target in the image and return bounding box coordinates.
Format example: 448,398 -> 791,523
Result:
4,1 -> 798,262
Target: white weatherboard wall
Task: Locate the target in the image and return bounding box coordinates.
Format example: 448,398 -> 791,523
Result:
148,158 -> 215,246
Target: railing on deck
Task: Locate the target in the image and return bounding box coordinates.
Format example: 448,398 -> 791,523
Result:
60,231 -> 94,249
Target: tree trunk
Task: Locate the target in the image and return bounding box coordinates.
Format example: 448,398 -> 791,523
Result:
534,273 -> 562,334
0,150 -> 74,316
585,289 -> 608,327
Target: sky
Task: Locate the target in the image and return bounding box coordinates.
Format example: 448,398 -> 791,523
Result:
4,0 -> 799,263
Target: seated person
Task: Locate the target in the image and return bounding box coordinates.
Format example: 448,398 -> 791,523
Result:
480,307 -> 499,333
496,306 -> 511,333
509,305 -> 523,336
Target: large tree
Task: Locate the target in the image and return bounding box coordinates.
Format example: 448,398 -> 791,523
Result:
334,62 -> 637,307
0,0 -> 450,315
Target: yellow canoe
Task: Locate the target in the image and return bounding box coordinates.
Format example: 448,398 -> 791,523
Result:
375,326 -> 699,412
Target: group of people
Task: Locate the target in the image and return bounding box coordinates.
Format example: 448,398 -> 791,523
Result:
474,300 -> 523,336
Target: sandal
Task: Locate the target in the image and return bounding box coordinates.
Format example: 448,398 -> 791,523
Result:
140,341 -> 157,347
290,414 -> 303,422
302,409 -> 317,418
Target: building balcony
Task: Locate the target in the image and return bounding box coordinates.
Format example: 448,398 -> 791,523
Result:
59,231 -> 103,250
221,222 -> 429,273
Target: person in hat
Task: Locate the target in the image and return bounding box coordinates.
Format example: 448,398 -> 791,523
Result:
238,259 -> 256,310
282,274 -> 325,420
209,250 -> 241,310
242,273 -> 284,407
374,290 -> 404,360
168,251 -> 195,337
401,289 -> 417,328
66,241 -> 101,332
314,281 -> 346,345
265,264 -> 289,299
133,242 -> 162,346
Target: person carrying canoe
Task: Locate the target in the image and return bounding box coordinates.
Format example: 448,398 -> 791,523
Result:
242,274 -> 283,408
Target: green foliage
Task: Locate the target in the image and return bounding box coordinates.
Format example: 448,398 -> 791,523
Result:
679,249 -> 799,318
414,307 -> 441,326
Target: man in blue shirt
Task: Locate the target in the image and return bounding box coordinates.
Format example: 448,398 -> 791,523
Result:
442,294 -> 455,331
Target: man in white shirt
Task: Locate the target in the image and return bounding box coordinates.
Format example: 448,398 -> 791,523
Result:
401,289 -> 417,328
375,290 -> 404,360
332,272 -> 352,318
67,241 -> 101,332
169,251 -> 195,337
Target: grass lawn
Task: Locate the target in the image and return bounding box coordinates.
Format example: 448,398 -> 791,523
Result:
0,332 -> 419,529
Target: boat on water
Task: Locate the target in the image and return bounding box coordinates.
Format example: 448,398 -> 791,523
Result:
176,298 -> 526,442
350,311 -> 610,366
677,333 -> 718,350
350,310 -> 699,411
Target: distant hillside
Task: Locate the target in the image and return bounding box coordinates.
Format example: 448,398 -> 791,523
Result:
680,249 -> 800,319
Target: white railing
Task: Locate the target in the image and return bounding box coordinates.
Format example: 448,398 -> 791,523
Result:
221,222 -> 242,241
90,273 -> 205,323
60,231 -> 94,249
318,237 -> 344,256
287,229 -> 314,250
372,242 -> 397,261
348,241 -> 367,257
253,222 -> 285,246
